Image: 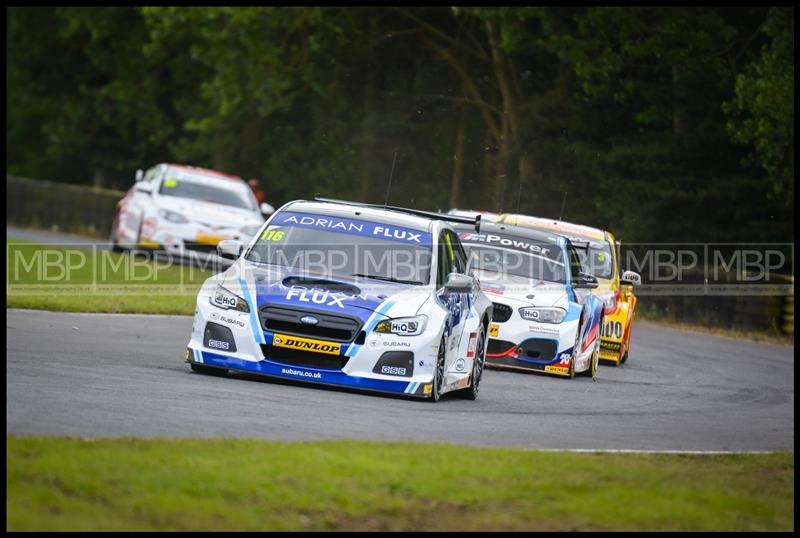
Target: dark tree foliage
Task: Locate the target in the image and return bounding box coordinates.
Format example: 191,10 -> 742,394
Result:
6,6 -> 793,242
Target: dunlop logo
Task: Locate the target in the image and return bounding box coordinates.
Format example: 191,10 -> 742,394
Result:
272,333 -> 341,356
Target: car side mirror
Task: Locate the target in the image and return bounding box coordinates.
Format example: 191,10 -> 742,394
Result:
574,273 -> 599,289
135,169 -> 144,182
135,181 -> 153,194
217,239 -> 243,260
444,272 -> 472,293
260,202 -> 275,216
621,270 -> 641,286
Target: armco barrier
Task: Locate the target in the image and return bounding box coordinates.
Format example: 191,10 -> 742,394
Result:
7,175 -> 125,238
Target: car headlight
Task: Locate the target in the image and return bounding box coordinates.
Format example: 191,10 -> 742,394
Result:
518,307 -> 566,324
374,315 -> 428,336
158,209 -> 189,224
210,285 -> 250,313
239,224 -> 262,237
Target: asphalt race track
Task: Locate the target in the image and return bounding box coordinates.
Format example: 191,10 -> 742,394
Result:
6,309 -> 793,450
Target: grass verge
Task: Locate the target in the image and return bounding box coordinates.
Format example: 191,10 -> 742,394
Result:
6,241 -> 211,315
6,437 -> 793,531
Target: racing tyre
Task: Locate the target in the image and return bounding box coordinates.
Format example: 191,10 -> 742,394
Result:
578,336 -> 600,378
455,323 -> 486,400
430,335 -> 447,402
578,318 -> 601,378
567,324 -> 579,379
190,363 -> 228,377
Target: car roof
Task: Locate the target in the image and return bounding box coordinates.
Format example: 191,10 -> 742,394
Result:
499,214 -> 607,241
452,221 -> 565,247
282,200 -> 436,233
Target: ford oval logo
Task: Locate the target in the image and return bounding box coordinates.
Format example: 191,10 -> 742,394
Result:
300,315 -> 319,325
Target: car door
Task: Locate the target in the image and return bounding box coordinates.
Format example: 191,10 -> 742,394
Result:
436,229 -> 470,362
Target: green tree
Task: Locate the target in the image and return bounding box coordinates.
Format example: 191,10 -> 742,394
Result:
724,7 -> 794,203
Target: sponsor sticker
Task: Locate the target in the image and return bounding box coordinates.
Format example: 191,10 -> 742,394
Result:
489,323 -> 499,337
381,365 -> 407,376
272,211 -> 432,245
281,367 -> 322,379
285,287 -> 348,308
260,226 -> 285,242
220,315 -> 245,328
163,178 -> 178,188
207,338 -> 231,350
466,332 -> 477,358
529,325 -> 560,336
273,333 -> 341,356
382,340 -> 411,348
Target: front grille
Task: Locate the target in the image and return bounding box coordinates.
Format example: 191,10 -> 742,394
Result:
517,338 -> 558,361
492,302 -> 513,323
260,305 -> 361,342
260,344 -> 348,370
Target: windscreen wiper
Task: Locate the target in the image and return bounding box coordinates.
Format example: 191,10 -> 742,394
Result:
349,273 -> 424,286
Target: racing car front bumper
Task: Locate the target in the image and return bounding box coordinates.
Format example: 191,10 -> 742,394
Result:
186,296 -> 442,399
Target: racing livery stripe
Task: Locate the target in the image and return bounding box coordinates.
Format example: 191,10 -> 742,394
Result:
197,350 -> 424,396
239,274 -> 265,344
344,299 -> 397,357
581,324 -> 599,353
404,381 -> 419,394
564,303 -> 581,322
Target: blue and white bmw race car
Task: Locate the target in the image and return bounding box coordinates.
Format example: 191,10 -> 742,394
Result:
185,198 -> 493,401
453,222 -> 604,379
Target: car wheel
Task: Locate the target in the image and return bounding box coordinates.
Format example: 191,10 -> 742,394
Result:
190,363 -> 228,377
620,350 -> 629,364
589,336 -> 600,378
567,324 -> 579,379
430,335 -> 446,402
578,318 -> 601,378
455,323 -> 486,400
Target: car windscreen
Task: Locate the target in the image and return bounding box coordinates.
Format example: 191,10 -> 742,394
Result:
245,211 -> 433,285
561,234 -> 614,280
158,176 -> 256,210
457,231 -> 566,283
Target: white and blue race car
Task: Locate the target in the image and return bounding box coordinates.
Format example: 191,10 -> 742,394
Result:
453,222 -> 604,379
185,198 -> 493,401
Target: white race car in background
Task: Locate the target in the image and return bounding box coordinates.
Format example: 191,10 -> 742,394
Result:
453,221 -> 604,379
186,197 -> 493,401
110,163 -> 274,261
